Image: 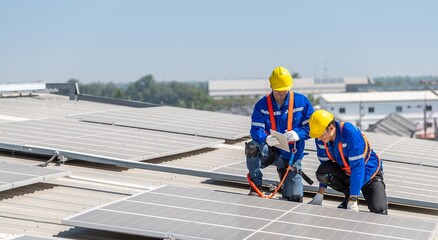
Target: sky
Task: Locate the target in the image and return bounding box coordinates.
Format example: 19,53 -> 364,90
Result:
1,0 -> 437,84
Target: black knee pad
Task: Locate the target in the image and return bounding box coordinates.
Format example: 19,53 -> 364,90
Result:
245,142 -> 260,158
287,196 -> 303,203
316,173 -> 348,194
316,172 -> 334,185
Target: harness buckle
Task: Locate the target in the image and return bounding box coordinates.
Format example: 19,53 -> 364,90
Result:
291,142 -> 297,154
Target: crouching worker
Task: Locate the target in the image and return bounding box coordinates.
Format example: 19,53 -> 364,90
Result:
246,66 -> 314,202
307,109 -> 388,214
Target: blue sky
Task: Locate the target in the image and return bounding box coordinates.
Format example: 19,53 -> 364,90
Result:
1,0 -> 437,83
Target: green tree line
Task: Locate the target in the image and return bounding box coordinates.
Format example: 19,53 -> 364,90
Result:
69,74 -> 216,110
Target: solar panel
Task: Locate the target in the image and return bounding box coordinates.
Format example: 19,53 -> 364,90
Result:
0,162 -> 70,192
67,106 -> 250,140
0,118 -> 223,162
304,132 -> 438,168
212,150 -> 438,209
0,93 -> 132,123
365,133 -> 438,167
63,185 -> 438,240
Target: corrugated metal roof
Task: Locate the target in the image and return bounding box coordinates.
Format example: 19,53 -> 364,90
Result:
366,112 -> 417,137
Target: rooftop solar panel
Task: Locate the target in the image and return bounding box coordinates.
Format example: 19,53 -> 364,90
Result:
63,185 -> 438,240
365,133 -> 438,167
67,106 -> 250,140
0,162 -> 70,192
0,118 -> 224,162
304,132 -> 438,168
0,93 -> 132,123
210,150 -> 438,209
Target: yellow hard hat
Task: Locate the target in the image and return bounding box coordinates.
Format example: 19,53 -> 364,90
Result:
309,109 -> 335,138
269,66 -> 293,91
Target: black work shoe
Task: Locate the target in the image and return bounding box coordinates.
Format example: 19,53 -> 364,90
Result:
338,196 -> 349,209
248,191 -> 259,197
287,196 -> 303,203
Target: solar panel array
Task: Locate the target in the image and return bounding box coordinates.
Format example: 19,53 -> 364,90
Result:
0,118 -> 223,162
365,132 -> 438,167
0,162 -> 70,192
304,132 -> 438,168
211,150 -> 438,209
67,106 -> 250,140
0,94 -> 132,123
63,185 -> 438,240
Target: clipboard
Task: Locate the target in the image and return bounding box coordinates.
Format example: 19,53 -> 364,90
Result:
270,130 -> 290,152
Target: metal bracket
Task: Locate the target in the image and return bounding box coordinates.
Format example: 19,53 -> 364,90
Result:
38,151 -> 60,167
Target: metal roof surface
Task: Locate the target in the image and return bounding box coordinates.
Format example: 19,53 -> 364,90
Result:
366,112 -> 417,137
0,93 -> 437,240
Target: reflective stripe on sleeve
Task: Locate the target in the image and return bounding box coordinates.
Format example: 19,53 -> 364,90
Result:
251,122 -> 265,128
293,107 -> 304,112
261,109 -> 281,116
318,157 -> 330,161
348,154 -> 363,161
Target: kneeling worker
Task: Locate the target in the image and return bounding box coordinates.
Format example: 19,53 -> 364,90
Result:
307,109 -> 388,214
245,66 -> 314,202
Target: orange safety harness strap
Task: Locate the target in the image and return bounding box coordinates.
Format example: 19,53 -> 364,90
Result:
248,91 -> 295,199
324,122 -> 381,180
266,92 -> 294,132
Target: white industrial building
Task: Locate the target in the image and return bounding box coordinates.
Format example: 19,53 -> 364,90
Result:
208,77 -> 372,99
318,90 -> 438,139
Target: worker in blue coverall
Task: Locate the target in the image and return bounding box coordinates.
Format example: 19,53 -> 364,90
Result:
307,109 -> 388,214
245,66 -> 314,202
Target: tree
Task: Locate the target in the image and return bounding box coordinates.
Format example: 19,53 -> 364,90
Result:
123,75 -> 216,110
292,72 -> 301,78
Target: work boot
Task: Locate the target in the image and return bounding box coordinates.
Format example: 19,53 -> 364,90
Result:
338,195 -> 350,209
377,209 -> 388,215
287,196 -> 303,203
248,185 -> 262,197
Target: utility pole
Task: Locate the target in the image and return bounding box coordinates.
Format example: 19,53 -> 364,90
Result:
423,95 -> 427,139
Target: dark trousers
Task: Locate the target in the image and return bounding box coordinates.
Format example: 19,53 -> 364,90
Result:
316,161 -> 388,214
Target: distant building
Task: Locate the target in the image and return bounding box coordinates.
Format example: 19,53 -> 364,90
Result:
366,112 -> 417,137
318,90 -> 438,139
0,82 -> 52,96
208,77 -> 372,99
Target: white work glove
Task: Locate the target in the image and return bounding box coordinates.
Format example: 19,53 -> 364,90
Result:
285,130 -> 299,142
266,135 -> 280,146
347,199 -> 359,212
308,193 -> 323,205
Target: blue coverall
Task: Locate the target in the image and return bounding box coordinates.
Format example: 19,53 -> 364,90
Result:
315,121 -> 388,213
246,91 -> 314,200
